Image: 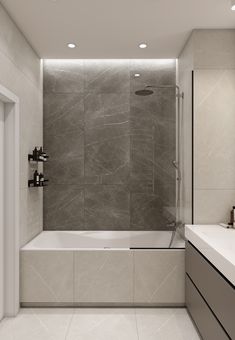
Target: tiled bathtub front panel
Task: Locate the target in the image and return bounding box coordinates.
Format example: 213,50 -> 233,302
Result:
20,251 -> 74,304
20,249 -> 185,305
134,250 -> 185,304
74,251 -> 133,303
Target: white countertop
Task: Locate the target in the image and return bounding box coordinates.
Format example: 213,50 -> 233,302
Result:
185,225 -> 235,286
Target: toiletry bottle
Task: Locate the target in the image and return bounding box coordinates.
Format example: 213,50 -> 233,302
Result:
39,173 -> 44,186
229,209 -> 233,227
42,148 -> 48,161
233,206 -> 235,228
33,170 -> 40,186
38,147 -> 45,161
33,147 -> 38,161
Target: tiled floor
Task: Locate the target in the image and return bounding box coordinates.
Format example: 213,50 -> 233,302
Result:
0,308 -> 200,340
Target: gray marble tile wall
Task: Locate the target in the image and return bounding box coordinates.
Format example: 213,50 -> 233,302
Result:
43,60 -> 176,230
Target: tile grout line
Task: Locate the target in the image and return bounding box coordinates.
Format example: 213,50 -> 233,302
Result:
132,250 -> 135,305
134,308 -> 140,340
64,308 -> 75,340
133,251 -> 140,340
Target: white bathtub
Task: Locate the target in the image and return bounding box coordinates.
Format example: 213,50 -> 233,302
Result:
22,230 -> 185,250
20,231 -> 185,307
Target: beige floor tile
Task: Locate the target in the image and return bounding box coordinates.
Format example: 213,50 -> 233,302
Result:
135,308 -> 200,340
0,308 -> 73,340
66,308 -> 138,340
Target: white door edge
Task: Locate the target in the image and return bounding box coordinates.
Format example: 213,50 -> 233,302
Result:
0,84 -> 19,317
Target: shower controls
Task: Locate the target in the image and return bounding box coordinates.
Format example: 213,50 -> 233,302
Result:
28,147 -> 49,162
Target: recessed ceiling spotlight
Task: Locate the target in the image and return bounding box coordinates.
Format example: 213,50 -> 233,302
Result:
134,73 -> 140,77
139,43 -> 147,49
231,0 -> 235,10
67,43 -> 76,49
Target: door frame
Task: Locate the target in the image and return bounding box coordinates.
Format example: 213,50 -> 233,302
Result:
0,84 -> 19,317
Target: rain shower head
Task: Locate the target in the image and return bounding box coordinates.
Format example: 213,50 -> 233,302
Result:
135,89 -> 154,96
135,85 -> 183,98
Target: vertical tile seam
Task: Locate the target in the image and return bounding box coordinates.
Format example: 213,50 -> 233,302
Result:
133,249 -> 140,340
129,63 -> 132,229
72,250 -> 75,306
132,250 -> 135,304
82,61 -> 86,230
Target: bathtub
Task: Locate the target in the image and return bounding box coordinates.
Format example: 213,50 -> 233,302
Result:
22,230 -> 185,250
20,231 -> 185,307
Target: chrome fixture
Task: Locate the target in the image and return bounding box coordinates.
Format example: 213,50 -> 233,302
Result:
135,83 -> 184,248
135,84 -> 184,98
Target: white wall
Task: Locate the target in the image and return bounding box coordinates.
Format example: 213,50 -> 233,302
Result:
179,29 -> 235,225
194,70 -> 235,224
0,100 -> 4,319
0,4 -> 43,246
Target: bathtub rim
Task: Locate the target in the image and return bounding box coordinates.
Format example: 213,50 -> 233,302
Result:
21,230 -> 185,251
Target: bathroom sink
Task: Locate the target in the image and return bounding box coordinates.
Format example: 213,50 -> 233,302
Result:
185,225 -> 235,286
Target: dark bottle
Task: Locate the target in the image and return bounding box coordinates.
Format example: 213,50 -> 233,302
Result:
33,147 -> 38,161
33,170 -> 40,186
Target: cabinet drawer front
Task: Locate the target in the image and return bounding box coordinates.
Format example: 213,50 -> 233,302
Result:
186,275 -> 229,340
186,242 -> 235,339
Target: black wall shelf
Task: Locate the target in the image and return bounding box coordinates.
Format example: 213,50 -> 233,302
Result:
28,147 -> 49,163
28,154 -> 48,162
28,179 -> 49,188
28,146 -> 49,188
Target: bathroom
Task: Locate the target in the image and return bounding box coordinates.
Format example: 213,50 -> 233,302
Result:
0,0 -> 234,339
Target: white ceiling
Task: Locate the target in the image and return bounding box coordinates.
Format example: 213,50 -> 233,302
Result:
1,0 -> 235,58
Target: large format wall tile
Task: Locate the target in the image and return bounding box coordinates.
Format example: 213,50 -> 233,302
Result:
193,30 -> 235,69
74,251 -> 133,303
20,251 -> 73,303
130,193 -> 166,230
20,188 -> 43,246
194,189 -> 235,224
130,134 -> 154,193
84,60 -> 130,93
84,92 -> 130,184
0,4 -> 41,88
0,4 -> 43,245
84,185 -> 130,230
43,60 -> 84,93
44,92 -> 84,137
134,250 -> 185,304
44,185 -> 84,230
44,130 -> 84,185
85,110 -> 130,184
84,93 -> 129,128
194,70 -> 235,190
43,60 -> 176,231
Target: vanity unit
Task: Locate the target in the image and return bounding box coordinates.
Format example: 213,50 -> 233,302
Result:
185,225 -> 235,340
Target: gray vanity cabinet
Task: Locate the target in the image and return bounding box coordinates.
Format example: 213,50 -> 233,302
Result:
186,241 -> 235,340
